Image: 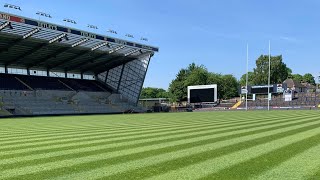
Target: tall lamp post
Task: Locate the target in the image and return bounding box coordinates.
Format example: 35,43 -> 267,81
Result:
36,11 -> 52,21
268,41 -> 271,111
125,34 -> 134,38
141,37 -> 148,42
87,24 -> 98,30
107,29 -> 118,34
63,18 -> 77,26
246,44 -> 249,111
4,3 -> 21,13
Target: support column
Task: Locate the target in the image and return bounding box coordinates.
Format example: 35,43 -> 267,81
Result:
80,73 -> 83,79
105,70 -> 109,83
117,64 -> 126,92
4,64 -> 8,74
135,53 -> 153,105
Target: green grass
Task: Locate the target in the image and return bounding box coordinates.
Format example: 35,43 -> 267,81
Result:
1,111 -> 320,179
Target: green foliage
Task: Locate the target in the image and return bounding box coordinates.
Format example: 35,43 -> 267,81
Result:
303,73 -> 316,85
291,74 -> 304,82
239,72 -> 254,86
286,67 -> 293,78
291,73 -> 315,85
248,55 -> 314,85
253,55 -> 288,85
207,73 -> 238,99
1,111 -> 320,179
219,74 -> 239,99
169,69 -> 189,102
184,66 -> 209,86
169,63 -> 238,101
169,63 -> 207,101
140,87 -> 170,99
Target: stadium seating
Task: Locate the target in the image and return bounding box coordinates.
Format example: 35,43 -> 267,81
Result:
0,74 -> 30,90
0,73 -> 140,116
16,75 -> 70,90
0,73 -> 113,92
60,78 -> 109,92
238,92 -> 320,109
0,90 -> 135,115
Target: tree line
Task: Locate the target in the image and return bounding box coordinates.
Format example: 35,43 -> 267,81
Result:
141,55 -> 316,101
239,55 -> 316,86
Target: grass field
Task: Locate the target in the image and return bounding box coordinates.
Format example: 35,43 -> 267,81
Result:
1,111 -> 320,179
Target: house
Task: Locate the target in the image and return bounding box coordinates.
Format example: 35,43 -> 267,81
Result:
283,79 -> 307,93
301,82 -> 316,93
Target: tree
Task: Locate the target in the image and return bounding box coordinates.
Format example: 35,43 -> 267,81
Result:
287,67 -> 293,78
289,73 -> 315,85
239,72 -> 254,86
207,72 -> 223,98
253,55 -> 288,85
140,87 -> 169,99
184,66 -> 209,86
169,63 -> 239,101
303,73 -> 316,85
291,74 -> 304,82
219,74 -> 238,99
169,63 -> 209,101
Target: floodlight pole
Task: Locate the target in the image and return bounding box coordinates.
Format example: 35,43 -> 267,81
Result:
4,4 -> 9,13
246,44 -> 249,111
4,3 -> 21,13
268,40 -> 271,111
87,24 -> 98,30
36,11 -> 52,21
63,19 -> 76,27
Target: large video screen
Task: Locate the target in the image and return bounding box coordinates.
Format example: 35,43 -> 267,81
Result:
189,88 -> 215,103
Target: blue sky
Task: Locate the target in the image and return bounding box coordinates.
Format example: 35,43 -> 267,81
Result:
1,0 -> 320,89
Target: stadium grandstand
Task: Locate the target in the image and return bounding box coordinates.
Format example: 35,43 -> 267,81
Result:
186,81 -> 320,112
236,81 -> 320,110
0,11 -> 158,116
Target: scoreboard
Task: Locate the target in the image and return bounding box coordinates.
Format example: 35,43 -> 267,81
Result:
251,85 -> 274,94
188,85 -> 218,103
240,84 -> 287,95
189,88 -> 215,103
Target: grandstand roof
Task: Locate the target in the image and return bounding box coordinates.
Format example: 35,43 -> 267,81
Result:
0,12 -> 158,74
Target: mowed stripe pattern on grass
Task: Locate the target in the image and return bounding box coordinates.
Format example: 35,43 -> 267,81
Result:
0,111 -> 320,179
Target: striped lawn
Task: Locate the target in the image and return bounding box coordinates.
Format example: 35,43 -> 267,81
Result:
0,111 -> 320,179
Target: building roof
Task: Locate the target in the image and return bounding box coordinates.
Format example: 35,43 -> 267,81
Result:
301,82 -> 316,89
0,12 -> 158,74
283,79 -> 305,88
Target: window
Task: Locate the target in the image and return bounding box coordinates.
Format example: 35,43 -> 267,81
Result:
0,67 -> 5,73
50,71 -> 65,78
67,73 -> 81,79
7,68 -> 28,75
83,74 -> 95,80
30,69 -> 47,76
